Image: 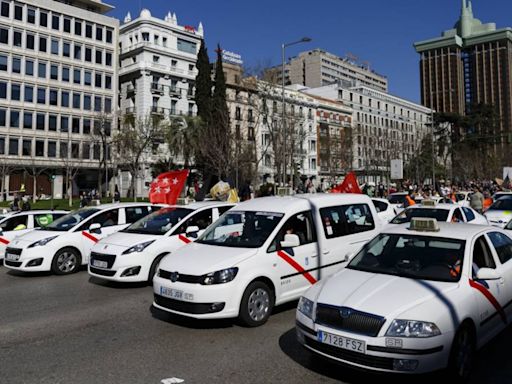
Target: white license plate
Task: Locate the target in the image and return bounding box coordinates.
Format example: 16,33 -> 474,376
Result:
317,330 -> 366,353
92,259 -> 108,268
5,253 -> 20,261
160,286 -> 193,301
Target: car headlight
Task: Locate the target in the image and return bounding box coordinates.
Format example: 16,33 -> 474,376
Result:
386,319 -> 441,338
297,296 -> 315,319
122,240 -> 155,255
28,236 -> 59,248
201,268 -> 238,285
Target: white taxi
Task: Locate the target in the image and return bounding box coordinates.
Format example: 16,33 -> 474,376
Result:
153,194 -> 382,326
88,202 -> 235,283
0,210 -> 68,259
485,196 -> 512,228
3,203 -> 159,274
388,202 -> 488,226
296,218 -> 512,380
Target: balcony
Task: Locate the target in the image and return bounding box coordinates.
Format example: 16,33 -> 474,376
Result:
169,87 -> 180,96
187,90 -> 195,99
151,83 -> 165,94
151,106 -> 165,115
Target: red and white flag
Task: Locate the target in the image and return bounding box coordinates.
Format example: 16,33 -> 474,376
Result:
149,170 -> 189,205
331,172 -> 362,194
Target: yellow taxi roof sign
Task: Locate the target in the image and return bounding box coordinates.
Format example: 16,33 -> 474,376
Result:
409,217 -> 440,232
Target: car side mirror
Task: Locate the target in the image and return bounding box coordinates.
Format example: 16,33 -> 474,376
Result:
186,226 -> 200,238
89,223 -> 102,234
280,234 -> 300,249
344,252 -> 355,262
476,268 -> 501,281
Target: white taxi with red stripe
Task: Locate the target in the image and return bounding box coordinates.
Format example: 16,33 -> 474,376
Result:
3,203 -> 159,275
296,219 -> 512,380
88,202 -> 235,283
153,194 -> 382,326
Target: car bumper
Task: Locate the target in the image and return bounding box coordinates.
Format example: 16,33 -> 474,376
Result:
295,313 -> 452,374
88,252 -> 153,282
152,275 -> 240,319
3,247 -> 52,272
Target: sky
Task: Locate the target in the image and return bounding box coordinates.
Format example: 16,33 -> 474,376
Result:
107,0 -> 512,103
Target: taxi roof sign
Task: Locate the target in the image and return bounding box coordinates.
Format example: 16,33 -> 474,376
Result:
409,217 -> 440,232
422,199 -> 436,207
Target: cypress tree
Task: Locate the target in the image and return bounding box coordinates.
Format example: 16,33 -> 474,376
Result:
195,40 -> 212,124
212,44 -> 230,159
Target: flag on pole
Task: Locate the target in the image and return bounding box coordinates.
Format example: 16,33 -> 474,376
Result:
149,170 -> 189,205
331,172 -> 362,194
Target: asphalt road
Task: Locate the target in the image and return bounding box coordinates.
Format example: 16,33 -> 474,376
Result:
0,266 -> 510,384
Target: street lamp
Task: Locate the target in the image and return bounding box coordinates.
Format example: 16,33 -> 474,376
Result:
281,37 -> 311,187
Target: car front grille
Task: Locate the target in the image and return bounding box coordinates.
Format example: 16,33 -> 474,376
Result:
89,266 -> 116,276
153,294 -> 225,314
90,252 -> 116,269
4,260 -> 22,267
316,304 -> 385,337
5,247 -> 22,255
159,269 -> 203,284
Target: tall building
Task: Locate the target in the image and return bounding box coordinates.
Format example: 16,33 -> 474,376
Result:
0,0 -> 119,198
118,9 -> 202,196
414,0 -> 512,164
304,84 -> 432,183
275,49 -> 388,92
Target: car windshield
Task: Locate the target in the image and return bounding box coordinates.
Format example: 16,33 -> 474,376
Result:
390,208 -> 450,224
455,193 -> 470,202
197,211 -> 284,248
348,234 -> 466,282
45,208 -> 101,231
488,198 -> 512,211
122,207 -> 193,235
388,195 -> 406,204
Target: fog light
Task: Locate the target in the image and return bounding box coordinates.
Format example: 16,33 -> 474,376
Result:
121,266 -> 141,277
393,359 -> 419,372
26,258 -> 43,267
296,329 -> 305,344
209,302 -> 225,313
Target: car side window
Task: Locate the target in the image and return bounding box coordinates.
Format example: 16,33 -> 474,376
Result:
0,215 -> 28,231
320,204 -> 375,239
268,211 -> 316,253
488,232 -> 512,265
472,236 -> 496,278
452,208 -> 464,223
462,207 -> 475,222
372,200 -> 387,213
218,206 -> 233,215
176,209 -> 213,233
79,209 -> 119,231
34,213 -> 59,228
125,206 -> 150,223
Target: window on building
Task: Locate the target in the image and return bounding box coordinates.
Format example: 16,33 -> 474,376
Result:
105,75 -> 111,89
49,115 -> 57,131
37,88 -> 45,104
104,98 -> 111,113
26,33 -> 34,49
95,50 -> 102,64
0,81 -> 6,98
39,36 -> 47,52
177,38 -> 196,54
0,109 -> 5,126
84,94 -> 91,110
36,113 -> 45,130
11,83 -> 20,101
106,29 -> 112,44
85,47 -> 92,62
83,119 -> 91,134
84,71 -> 91,86
27,8 -> 36,24
73,69 -> 80,84
50,64 -> 58,80
52,14 -> 60,30
86,24 -> 92,38
94,96 -> 102,112
105,52 -> 112,66
63,42 -> 70,57
23,112 -> 32,129
74,44 -> 81,60
21,140 -> 32,156
40,11 -> 47,27
35,140 -> 44,157
51,39 -> 59,55
48,141 -> 56,157
60,141 -> 68,158
62,67 -> 69,82
96,26 -> 103,41
1,2 -> 9,18
0,137 -> 4,154
71,142 -> 79,158
9,138 -> 18,155
95,73 -> 102,88
13,31 -> 22,47
0,55 -> 5,71
82,143 -> 90,159
72,93 -> 80,109
12,57 -> 21,73
10,110 -> 19,127
14,4 -> 21,20
72,117 -> 80,133
0,28 -> 8,44
61,116 -> 69,132
75,20 -> 82,36
61,91 -> 69,107
63,17 -> 71,33
49,89 -> 58,105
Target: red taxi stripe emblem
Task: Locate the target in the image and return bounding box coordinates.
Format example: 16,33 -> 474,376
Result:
0,237 -> 9,245
82,231 -> 99,243
469,279 -> 507,324
178,234 -> 192,244
277,250 -> 317,285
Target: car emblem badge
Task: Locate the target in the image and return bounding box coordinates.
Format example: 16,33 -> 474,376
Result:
340,307 -> 351,319
103,245 -> 108,250
170,272 -> 179,282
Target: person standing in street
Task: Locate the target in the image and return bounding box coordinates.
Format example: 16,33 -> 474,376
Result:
470,187 -> 484,214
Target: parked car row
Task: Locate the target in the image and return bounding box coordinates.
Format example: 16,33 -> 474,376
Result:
2,194 -> 512,381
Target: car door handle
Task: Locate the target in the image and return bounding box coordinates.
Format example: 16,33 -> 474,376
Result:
499,277 -> 505,285
322,250 -> 330,255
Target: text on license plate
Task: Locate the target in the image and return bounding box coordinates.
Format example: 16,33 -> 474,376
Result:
318,331 -> 366,353
5,253 -> 20,261
92,260 -> 108,268
160,286 -> 193,301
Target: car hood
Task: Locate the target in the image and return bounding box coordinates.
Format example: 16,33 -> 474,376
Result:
485,210 -> 512,224
9,229 -> 64,248
315,268 -> 459,322
98,232 -> 161,248
158,242 -> 258,275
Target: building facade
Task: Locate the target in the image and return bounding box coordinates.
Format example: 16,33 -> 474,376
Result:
0,0 -> 119,198
275,49 -> 388,92
414,0 -> 512,166
304,84 -> 432,183
118,9 -> 202,196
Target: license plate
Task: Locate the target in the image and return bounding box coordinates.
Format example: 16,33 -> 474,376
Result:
317,330 -> 366,353
92,259 -> 108,268
5,253 -> 20,261
160,286 -> 194,301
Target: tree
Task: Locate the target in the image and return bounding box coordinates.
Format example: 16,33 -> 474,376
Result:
0,163 -> 17,201
164,116 -> 201,169
59,140 -> 81,207
114,114 -> 164,201
195,40 -> 212,124
23,158 -> 48,203
91,112 -> 114,198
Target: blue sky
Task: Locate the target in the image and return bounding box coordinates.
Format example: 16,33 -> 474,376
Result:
107,0 -> 511,103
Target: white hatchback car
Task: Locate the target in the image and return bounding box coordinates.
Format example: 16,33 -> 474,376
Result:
296,219 -> 512,380
388,203 -> 488,226
372,198 -> 396,223
153,194 -> 383,326
88,202 -> 235,283
3,203 -> 159,274
0,210 -> 68,259
485,196 -> 512,228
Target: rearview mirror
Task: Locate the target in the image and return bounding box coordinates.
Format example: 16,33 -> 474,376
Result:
280,234 -> 300,249
476,268 -> 501,281
186,226 -> 200,238
89,223 -> 102,234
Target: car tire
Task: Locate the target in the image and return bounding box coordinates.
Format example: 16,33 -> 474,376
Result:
51,247 -> 81,275
238,281 -> 274,327
148,254 -> 167,284
447,324 -> 475,382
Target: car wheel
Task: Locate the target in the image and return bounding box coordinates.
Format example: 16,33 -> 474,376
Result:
448,324 -> 475,382
148,254 -> 167,284
51,248 -> 81,275
239,281 -> 274,327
